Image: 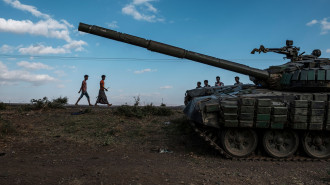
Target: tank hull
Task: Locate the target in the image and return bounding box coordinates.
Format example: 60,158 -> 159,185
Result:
184,85 -> 330,159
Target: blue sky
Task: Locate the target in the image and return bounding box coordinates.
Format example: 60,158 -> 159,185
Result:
0,0 -> 330,105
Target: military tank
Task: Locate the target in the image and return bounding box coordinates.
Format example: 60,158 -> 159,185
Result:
78,22 -> 330,160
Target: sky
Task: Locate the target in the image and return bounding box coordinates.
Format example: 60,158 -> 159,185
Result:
0,0 -> 330,106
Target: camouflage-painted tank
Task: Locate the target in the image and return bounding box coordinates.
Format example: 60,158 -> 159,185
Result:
78,23 -> 330,159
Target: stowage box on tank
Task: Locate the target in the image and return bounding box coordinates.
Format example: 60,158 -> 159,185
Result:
78,22 -> 330,159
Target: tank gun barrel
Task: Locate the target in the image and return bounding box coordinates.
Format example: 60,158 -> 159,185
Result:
78,22 -> 269,80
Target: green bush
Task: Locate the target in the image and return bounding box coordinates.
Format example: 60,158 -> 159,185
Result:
153,107 -> 173,116
133,96 -> 140,106
115,105 -> 144,118
115,104 -> 173,118
17,104 -> 33,112
30,96 -> 68,110
0,119 -> 16,137
31,97 -> 49,110
48,96 -> 68,108
0,102 -> 6,110
52,96 -> 68,104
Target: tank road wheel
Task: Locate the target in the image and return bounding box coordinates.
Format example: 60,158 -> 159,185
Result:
221,128 -> 258,158
302,131 -> 330,159
263,130 -> 299,158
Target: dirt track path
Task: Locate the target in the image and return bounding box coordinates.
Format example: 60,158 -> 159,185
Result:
1,137 -> 329,185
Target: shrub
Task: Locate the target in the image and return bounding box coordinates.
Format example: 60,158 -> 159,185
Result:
115,105 -> 144,118
30,96 -> 68,110
153,106 -> 173,116
17,104 -> 33,112
52,96 -> 68,104
31,97 -> 49,110
0,119 -> 16,137
0,102 -> 6,110
115,104 -> 173,118
133,96 -> 140,106
48,96 -> 68,108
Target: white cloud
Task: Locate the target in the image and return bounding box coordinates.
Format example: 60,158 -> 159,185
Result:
106,21 -> 119,29
1,0 -> 87,54
134,68 -> 157,74
122,0 -> 164,22
3,0 -> 51,19
160,85 -> 173,89
57,84 -> 65,88
54,70 -> 66,77
0,44 -> 14,53
0,61 -> 56,86
132,0 -> 158,13
63,40 -> 87,52
306,19 -> 318,26
60,19 -> 74,28
0,18 -> 72,42
326,49 -> 330,53
320,18 -> 330,35
17,61 -> 53,70
17,40 -> 87,55
18,44 -> 68,55
307,18 -> 330,35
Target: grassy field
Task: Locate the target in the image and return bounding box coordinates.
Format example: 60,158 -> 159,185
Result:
0,104 -> 329,184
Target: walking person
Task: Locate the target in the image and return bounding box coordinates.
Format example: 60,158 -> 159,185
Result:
95,75 -> 112,107
75,75 -> 92,106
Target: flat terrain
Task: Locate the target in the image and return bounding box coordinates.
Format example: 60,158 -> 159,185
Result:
0,105 -> 329,185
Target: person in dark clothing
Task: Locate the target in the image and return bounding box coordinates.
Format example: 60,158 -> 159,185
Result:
196,81 -> 202,88
234,76 -> 243,85
204,80 -> 210,87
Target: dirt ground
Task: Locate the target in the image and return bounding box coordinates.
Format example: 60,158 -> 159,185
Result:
0,105 -> 329,185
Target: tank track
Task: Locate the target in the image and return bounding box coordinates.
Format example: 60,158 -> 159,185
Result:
190,121 -> 330,162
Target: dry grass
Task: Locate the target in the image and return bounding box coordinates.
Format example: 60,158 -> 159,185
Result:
0,105 -> 186,149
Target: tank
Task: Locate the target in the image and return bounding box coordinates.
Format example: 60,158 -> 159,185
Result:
78,22 -> 330,159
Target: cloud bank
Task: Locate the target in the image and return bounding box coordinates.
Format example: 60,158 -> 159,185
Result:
0,61 -> 56,86
4,0 -> 51,19
1,0 -> 86,55
17,61 -> 53,70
